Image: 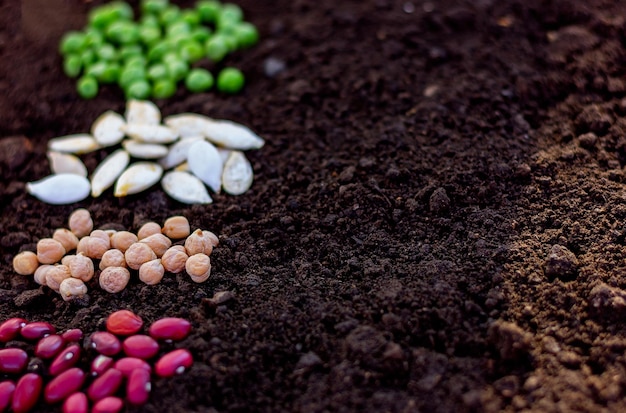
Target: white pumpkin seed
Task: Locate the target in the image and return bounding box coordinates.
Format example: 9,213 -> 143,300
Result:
48,134 -> 100,154
91,110 -> 125,147
125,100 -> 161,125
217,148 -> 231,164
114,162 -> 163,197
91,149 -> 130,197
158,136 -> 203,169
122,140 -> 169,159
162,171 -> 213,204
164,113 -> 211,138
47,151 -> 87,177
121,124 -> 179,144
174,162 -> 190,172
222,151 -> 254,195
27,174 -> 91,205
187,140 -> 223,193
202,119 -> 265,150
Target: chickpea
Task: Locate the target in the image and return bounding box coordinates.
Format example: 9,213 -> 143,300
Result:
46,265 -> 71,292
99,267 -> 130,293
184,229 -> 214,256
34,264 -> 55,285
125,243 -> 157,270
137,222 -> 161,240
139,233 -> 171,257
77,236 -> 109,260
68,253 -> 94,282
37,238 -> 66,265
59,278 -> 88,302
69,208 -> 93,238
162,216 -> 190,239
13,251 -> 39,275
139,259 -> 165,285
110,231 -> 138,253
90,230 -> 112,248
100,249 -> 127,270
61,255 -> 75,267
53,228 -> 79,252
205,230 -> 219,248
161,246 -> 188,273
185,253 -> 211,283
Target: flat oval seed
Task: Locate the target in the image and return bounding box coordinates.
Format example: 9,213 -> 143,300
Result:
127,367 -> 151,405
62,392 -> 88,413
92,110 -> 126,147
0,380 -> 16,412
49,344 -> 81,376
45,368 -> 86,404
92,396 -> 123,413
164,114 -> 210,137
35,334 -> 65,359
12,373 -> 42,413
122,140 -> 169,159
202,118 -> 265,150
122,335 -> 159,359
222,151 -> 253,195
61,328 -> 84,342
162,170 -> 213,204
114,357 -> 151,377
21,322 -> 55,340
48,134 -> 100,154
158,136 -> 202,169
0,348 -> 28,374
121,124 -> 178,144
114,162 -> 163,197
87,368 -> 123,401
47,151 -> 88,177
149,318 -> 191,341
91,149 -> 130,198
89,332 -> 121,356
125,99 -> 161,125
155,349 -> 193,377
0,318 -> 27,342
187,140 -> 223,193
91,355 -> 114,377
106,310 -> 143,336
27,174 -> 91,205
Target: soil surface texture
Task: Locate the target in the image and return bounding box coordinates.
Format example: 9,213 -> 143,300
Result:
2,0 -> 626,412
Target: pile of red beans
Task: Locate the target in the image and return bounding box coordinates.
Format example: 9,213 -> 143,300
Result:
0,310 -> 193,412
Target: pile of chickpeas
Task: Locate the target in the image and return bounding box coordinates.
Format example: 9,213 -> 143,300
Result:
12,209 -> 217,301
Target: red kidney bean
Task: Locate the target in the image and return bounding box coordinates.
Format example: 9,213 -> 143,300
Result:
12,373 -> 42,413
89,332 -> 121,356
155,349 -> 193,378
20,321 -> 55,340
127,367 -> 151,405
0,318 -> 27,342
62,392 -> 88,413
113,357 -> 152,377
44,367 -> 86,404
149,317 -> 191,341
61,329 -> 84,342
49,344 -> 81,376
122,335 -> 159,359
0,380 -> 15,411
0,348 -> 28,374
35,334 -> 65,359
87,368 -> 123,402
106,310 -> 143,336
92,396 -> 123,413
90,355 -> 114,377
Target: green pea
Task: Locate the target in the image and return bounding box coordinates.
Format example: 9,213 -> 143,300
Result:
222,34 -> 238,52
167,34 -> 190,49
148,63 -> 169,81
205,35 -> 229,62
166,21 -> 191,38
160,5 -> 181,26
88,6 -> 118,30
147,41 -> 171,61
216,16 -> 238,35
162,52 -> 181,64
185,68 -> 214,92
181,10 -> 201,27
85,61 -> 108,78
96,43 -> 117,61
119,44 -> 143,61
126,80 -> 152,99
196,1 -> 222,23
84,28 -> 105,49
217,67 -> 244,94
140,14 -> 161,28
59,31 -> 87,55
77,76 -> 99,99
80,49 -> 97,66
63,55 -> 82,78
109,1 -> 134,20
190,26 -> 212,43
141,0 -> 169,15
152,79 -> 176,99
180,40 -> 205,63
165,58 -> 189,81
219,3 -> 243,24
125,55 -> 147,68
106,21 -> 139,44
234,22 -> 259,48
100,63 -> 121,83
119,66 -> 146,89
139,25 -> 161,46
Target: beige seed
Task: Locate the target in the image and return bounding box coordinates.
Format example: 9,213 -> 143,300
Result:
185,253 -> 211,283
34,265 -> 55,286
110,231 -> 138,252
45,265 -> 71,292
68,208 -> 93,238
61,255 -> 76,267
36,238 -> 66,265
68,253 -> 95,282
162,216 -> 191,239
90,230 -> 112,247
100,249 -> 127,270
205,230 -> 219,247
161,246 -> 188,273
52,228 -> 79,252
137,222 -> 161,240
124,242 -> 157,270
99,266 -> 130,293
139,259 -> 165,285
13,251 -> 39,275
76,236 -> 109,259
139,233 -> 171,257
184,229 -> 214,256
59,278 -> 88,302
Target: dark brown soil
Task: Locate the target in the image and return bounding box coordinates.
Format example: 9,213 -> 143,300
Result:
2,0 -> 626,411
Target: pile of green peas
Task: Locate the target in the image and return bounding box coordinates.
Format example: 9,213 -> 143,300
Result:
59,0 -> 257,99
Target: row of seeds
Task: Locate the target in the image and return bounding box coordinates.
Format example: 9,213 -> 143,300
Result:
12,209 -> 217,301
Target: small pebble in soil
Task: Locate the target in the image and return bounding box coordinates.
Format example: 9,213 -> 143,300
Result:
544,244 -> 579,281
